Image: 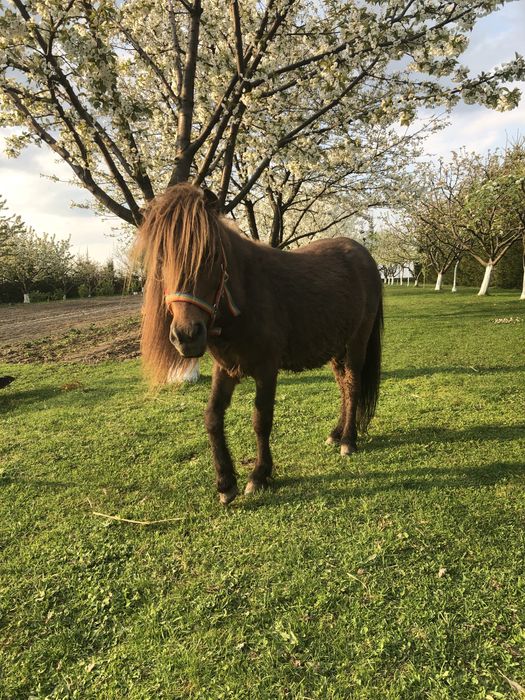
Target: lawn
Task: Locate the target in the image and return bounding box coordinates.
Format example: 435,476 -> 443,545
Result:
1,288 -> 524,700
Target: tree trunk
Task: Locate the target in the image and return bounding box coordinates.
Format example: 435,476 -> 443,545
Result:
521,244 -> 525,300
23,293 -> 30,303
434,272 -> 443,291
478,262 -> 494,296
451,260 -> 459,293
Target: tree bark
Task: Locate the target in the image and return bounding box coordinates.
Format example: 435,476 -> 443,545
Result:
521,241 -> 525,300
434,271 -> 443,291
168,0 -> 203,187
477,262 -> 494,296
451,260 -> 459,293
23,293 -> 30,303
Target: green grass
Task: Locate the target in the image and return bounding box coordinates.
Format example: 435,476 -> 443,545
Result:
1,288 -> 524,700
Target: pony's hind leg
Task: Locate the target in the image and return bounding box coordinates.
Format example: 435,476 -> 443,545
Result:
245,370 -> 277,495
339,357 -> 364,456
326,360 -> 347,446
205,364 -> 239,504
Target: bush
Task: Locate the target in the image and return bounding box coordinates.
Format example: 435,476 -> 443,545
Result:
95,281 -> 115,297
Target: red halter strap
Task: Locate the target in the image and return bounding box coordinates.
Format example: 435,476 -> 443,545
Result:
164,247 -> 240,331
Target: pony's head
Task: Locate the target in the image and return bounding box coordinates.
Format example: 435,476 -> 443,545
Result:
133,183 -> 224,384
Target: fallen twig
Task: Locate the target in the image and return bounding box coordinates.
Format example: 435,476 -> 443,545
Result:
498,670 -> 525,697
92,511 -> 184,526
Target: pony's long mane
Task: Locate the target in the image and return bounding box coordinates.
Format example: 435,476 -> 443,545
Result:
133,183 -> 221,385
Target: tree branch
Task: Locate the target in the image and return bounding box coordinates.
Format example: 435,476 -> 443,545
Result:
4,86 -> 136,225
168,0 -> 203,185
230,0 -> 244,76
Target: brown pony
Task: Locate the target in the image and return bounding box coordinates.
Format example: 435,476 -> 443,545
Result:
135,183 -> 383,504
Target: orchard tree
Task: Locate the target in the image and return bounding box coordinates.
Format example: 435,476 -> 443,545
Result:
46,235 -> 76,299
500,141 -> 525,300
1,0 -> 524,234
368,223 -> 412,285
1,226 -> 59,302
401,158 -> 469,291
0,195 -> 24,262
402,147 -> 525,295
75,253 -> 100,297
458,149 -> 525,295
236,119 -> 427,248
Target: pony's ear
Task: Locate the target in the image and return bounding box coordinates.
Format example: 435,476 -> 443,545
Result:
203,188 -> 221,213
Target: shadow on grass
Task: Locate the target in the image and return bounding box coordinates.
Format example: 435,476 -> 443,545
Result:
365,424 -> 524,452
278,365 -> 524,386
383,365 -> 525,380
240,459 -> 525,511
0,381 -> 137,411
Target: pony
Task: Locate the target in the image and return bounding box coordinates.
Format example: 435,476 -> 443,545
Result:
134,183 -> 383,505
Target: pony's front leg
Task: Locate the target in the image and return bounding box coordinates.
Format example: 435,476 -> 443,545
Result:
205,364 -> 239,505
245,371 -> 277,495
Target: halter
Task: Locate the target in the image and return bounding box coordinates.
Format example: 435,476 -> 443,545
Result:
164,248 -> 240,334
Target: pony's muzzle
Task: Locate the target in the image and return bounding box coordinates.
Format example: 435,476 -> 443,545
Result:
169,321 -> 207,357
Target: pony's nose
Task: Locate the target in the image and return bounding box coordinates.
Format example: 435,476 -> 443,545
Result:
170,321 -> 206,346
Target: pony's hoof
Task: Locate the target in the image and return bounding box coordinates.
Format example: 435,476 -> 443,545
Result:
340,443 -> 357,457
219,485 -> 238,505
244,479 -> 266,496
325,435 -> 339,446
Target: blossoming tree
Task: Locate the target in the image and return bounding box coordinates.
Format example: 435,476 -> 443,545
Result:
1,0 -> 524,234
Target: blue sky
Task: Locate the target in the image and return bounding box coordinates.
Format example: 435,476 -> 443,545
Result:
1,1 -> 524,261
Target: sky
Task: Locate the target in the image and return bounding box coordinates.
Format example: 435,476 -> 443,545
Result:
1,1 -> 524,262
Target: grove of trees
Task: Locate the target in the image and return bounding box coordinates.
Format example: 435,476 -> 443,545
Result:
379,142 -> 525,297
1,0 -> 524,250
0,197 -> 140,303
1,1 -> 524,307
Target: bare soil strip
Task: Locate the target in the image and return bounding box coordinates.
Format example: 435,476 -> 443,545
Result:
0,296 -> 143,364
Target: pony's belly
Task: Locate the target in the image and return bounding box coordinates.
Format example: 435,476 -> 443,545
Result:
281,348 -> 335,372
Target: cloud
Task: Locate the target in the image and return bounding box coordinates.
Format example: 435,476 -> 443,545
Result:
422,98 -> 525,158
0,132 -> 121,261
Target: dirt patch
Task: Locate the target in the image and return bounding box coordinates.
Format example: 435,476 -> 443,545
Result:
0,296 -> 143,364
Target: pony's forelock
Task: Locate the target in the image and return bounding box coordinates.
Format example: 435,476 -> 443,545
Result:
132,183 -> 220,385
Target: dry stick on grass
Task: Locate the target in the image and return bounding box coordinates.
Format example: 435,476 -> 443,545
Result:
498,671 -> 525,697
91,511 -> 185,526
86,500 -> 185,526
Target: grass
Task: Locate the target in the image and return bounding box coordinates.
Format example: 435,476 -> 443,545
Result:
1,287 -> 524,700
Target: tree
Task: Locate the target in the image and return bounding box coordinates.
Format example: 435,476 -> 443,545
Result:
501,141 -> 525,300
1,0 -> 524,235
1,226 -> 58,302
400,147 -> 525,295
457,148 -> 525,295
368,223 -> 411,285
46,235 -> 76,299
96,259 -> 116,296
400,158 -> 468,291
235,119 -> 428,248
0,196 -> 24,263
75,253 -> 100,297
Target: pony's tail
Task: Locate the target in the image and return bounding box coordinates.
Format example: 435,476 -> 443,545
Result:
357,293 -> 383,433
